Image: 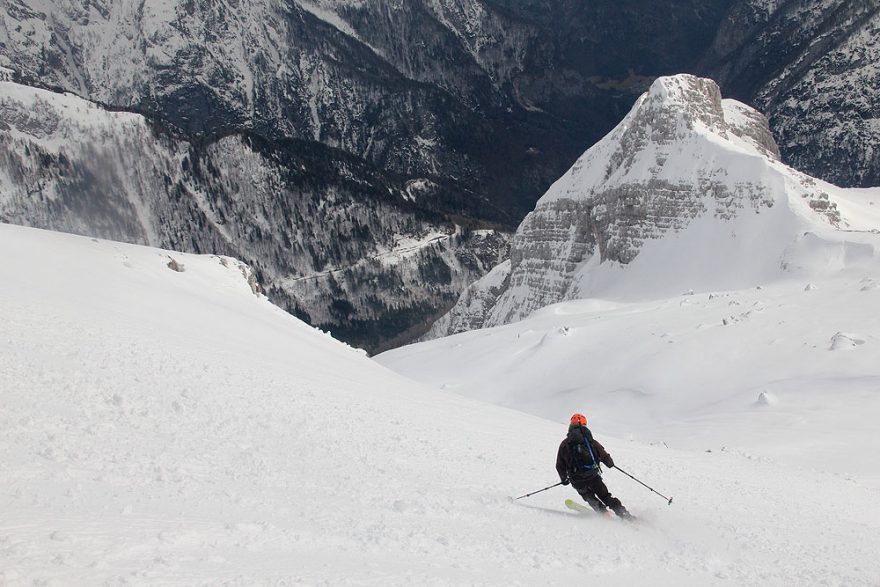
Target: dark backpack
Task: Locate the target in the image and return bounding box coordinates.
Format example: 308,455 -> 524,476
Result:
568,426 -> 600,477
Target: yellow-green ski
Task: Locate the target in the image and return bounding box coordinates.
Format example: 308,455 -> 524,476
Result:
564,498 -> 592,514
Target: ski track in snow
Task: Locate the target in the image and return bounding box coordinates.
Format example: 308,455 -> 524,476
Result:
1,223 -> 880,585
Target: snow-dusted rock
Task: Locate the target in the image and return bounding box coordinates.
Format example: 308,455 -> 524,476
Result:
754,390 -> 778,407
829,332 -> 866,351
3,0 -> 876,224
860,278 -> 878,292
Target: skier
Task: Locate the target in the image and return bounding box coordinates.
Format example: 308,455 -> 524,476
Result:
556,413 -> 632,519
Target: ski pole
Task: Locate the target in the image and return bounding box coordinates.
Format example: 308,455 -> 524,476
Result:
515,481 -> 563,500
614,466 -> 673,505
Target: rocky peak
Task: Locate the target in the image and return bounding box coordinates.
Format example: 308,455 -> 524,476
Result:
639,74 -> 727,137
597,75 -> 779,186
639,74 -> 778,162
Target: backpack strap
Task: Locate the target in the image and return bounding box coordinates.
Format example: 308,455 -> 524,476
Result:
581,426 -> 600,471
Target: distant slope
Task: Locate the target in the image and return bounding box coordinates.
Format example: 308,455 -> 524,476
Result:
380,256 -> 880,479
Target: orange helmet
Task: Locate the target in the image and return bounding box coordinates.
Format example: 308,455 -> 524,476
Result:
570,413 -> 587,427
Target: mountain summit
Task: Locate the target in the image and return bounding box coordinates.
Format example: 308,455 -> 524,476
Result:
428,74 -> 880,337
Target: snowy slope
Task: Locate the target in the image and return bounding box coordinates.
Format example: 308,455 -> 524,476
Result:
3,223 -> 880,585
381,257 -> 880,471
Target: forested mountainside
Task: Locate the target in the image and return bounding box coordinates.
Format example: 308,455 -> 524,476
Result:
0,82 -> 508,352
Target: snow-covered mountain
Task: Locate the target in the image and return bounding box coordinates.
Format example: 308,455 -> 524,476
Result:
0,0 -> 602,222
427,74 -> 880,337
4,221 -> 880,585
0,80 -> 509,352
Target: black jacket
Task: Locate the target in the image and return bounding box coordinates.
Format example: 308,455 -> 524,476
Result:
556,426 -> 614,481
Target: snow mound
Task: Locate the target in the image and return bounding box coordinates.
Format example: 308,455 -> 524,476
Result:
830,332 -> 867,351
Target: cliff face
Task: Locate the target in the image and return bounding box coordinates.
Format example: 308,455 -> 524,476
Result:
427,74 -> 857,337
0,82 -> 509,352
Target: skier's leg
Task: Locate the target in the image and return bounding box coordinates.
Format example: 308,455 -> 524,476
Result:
588,477 -> 630,518
573,479 -> 606,513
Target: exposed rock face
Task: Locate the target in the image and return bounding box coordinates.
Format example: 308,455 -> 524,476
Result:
0,82 -> 509,352
423,259 -> 511,339
427,74 -> 848,337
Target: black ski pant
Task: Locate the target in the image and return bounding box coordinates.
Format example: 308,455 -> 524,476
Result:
572,474 -> 626,515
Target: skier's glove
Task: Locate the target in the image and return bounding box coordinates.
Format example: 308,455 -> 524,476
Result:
606,457 -> 615,468
561,477 -> 570,486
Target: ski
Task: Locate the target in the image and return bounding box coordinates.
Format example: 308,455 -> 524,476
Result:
565,499 -> 637,522
564,498 -> 595,514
